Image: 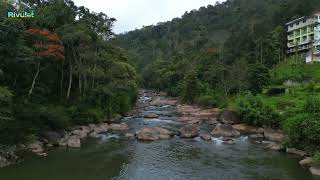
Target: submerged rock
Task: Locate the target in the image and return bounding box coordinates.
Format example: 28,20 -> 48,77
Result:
179,124 -> 199,138
136,127 -> 173,141
211,123 -> 240,137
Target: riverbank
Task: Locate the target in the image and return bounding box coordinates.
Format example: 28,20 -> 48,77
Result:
1,89 -> 319,178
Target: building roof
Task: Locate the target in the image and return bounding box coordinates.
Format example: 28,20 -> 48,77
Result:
285,17 -> 305,26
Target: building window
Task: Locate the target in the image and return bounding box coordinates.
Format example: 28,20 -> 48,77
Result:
296,22 -> 299,26
303,19 -> 306,23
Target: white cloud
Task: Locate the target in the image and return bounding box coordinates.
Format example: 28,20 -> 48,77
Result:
72,0 -> 223,34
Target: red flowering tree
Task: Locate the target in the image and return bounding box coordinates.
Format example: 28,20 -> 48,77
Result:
25,28 -> 65,96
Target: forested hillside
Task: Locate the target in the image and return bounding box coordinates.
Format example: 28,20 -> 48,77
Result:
113,0 -> 320,155
113,0 -> 320,101
0,0 -> 138,145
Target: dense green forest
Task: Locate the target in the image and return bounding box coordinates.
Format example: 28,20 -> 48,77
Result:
113,0 -> 320,155
113,0 -> 320,99
0,0 -> 138,145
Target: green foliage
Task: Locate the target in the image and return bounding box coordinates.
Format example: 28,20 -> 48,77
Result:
0,86 -> 13,121
313,151 -> 320,164
248,63 -> 270,94
182,71 -> 200,103
284,113 -> 320,152
303,96 -> 320,114
270,56 -> 307,83
196,95 -> 217,108
235,94 -> 281,128
283,96 -> 320,152
0,0 -> 138,145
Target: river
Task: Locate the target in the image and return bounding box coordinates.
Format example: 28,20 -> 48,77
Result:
0,91 -> 317,180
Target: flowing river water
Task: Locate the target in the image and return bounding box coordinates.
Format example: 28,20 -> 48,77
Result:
0,91 -> 318,180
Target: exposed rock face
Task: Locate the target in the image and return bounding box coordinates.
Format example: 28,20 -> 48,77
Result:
211,123 -> 240,137
286,148 -> 307,157
109,123 -> 129,131
206,118 -> 219,125
299,157 -> 313,166
218,110 -> 241,124
0,156 -> 9,168
232,124 -> 264,134
200,134 -> 211,141
71,129 -> 88,139
178,124 -> 199,138
136,127 -> 173,141
67,136 -> 81,148
263,128 -> 284,142
27,141 -> 44,153
310,166 -> 320,176
0,153 -> 18,168
91,123 -> 108,134
89,132 -> 100,138
143,113 -> 159,119
59,134 -> 70,146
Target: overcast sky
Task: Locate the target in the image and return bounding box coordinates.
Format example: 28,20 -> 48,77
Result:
73,0 -> 223,34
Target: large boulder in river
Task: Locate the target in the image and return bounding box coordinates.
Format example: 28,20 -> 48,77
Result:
109,123 -> 129,131
179,124 -> 199,138
310,166 -> 320,176
93,123 -> 109,134
232,124 -> 264,134
67,136 -> 81,148
136,127 -> 173,141
71,129 -> 88,139
299,157 -> 314,166
218,110 -> 241,124
211,123 -> 240,137
264,128 -> 284,142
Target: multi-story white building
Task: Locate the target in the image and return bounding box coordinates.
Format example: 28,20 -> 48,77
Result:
286,12 -> 320,63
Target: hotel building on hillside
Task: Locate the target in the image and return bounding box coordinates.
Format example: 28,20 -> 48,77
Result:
286,12 -> 320,63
